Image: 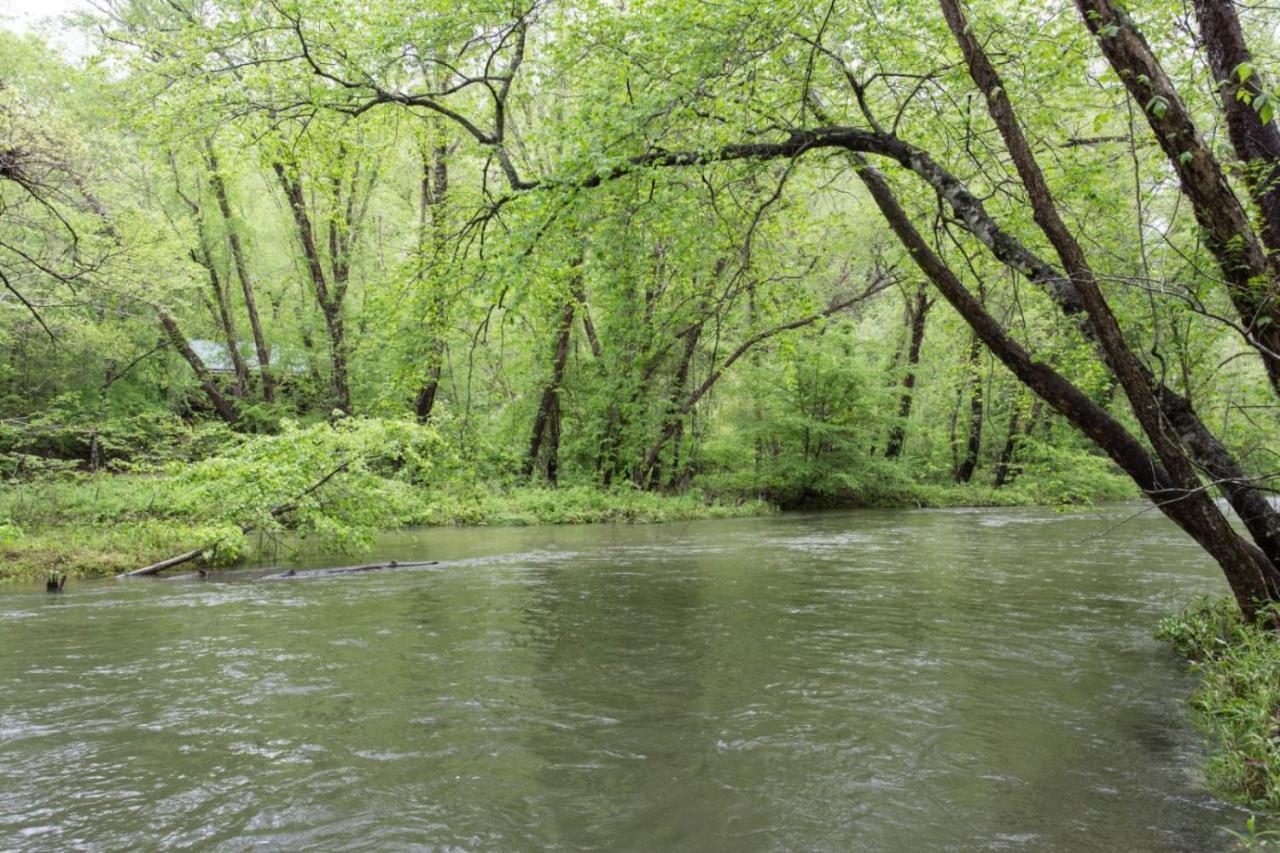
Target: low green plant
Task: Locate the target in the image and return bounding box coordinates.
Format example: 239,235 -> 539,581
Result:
0,520 -> 21,546
1225,815 -> 1280,850
1157,599 -> 1280,812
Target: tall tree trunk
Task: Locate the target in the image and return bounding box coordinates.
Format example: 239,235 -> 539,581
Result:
413,132 -> 451,422
157,308 -> 238,424
205,141 -> 274,402
524,299 -> 577,482
953,332 -> 983,483
885,284 -> 931,458
273,162 -> 352,415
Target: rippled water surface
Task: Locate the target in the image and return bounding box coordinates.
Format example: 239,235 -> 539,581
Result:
0,506 -> 1249,849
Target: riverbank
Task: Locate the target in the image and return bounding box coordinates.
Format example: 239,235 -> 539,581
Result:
0,473 -> 1118,582
1158,599 -> 1280,821
0,481 -> 773,582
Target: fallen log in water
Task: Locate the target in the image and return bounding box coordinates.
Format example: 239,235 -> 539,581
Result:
118,547 -> 207,578
260,560 -> 439,581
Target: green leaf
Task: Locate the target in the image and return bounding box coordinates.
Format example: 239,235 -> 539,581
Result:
1254,92 -> 1275,125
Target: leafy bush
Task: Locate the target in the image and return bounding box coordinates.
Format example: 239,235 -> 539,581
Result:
165,417 -> 459,550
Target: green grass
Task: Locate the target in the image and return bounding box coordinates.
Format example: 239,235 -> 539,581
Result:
0,521 -> 245,582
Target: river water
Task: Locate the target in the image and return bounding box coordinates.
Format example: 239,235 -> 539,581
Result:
0,506 -> 1250,850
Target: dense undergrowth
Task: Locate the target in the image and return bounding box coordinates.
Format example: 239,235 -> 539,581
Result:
0,486 -> 772,582
1158,599 -> 1280,826
0,413 -> 1134,582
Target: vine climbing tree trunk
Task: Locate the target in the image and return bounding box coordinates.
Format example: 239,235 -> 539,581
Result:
644,317 -> 703,489
202,255 -> 251,396
412,123 -> 452,423
993,397 -> 1041,489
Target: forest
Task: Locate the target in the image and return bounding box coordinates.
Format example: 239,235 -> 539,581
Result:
10,0 -> 1276,583
7,0 -> 1280,839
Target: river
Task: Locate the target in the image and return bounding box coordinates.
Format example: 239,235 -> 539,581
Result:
0,505 -> 1249,849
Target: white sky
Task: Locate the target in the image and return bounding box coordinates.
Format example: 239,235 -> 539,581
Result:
1,0 -> 95,61
1,0 -> 90,34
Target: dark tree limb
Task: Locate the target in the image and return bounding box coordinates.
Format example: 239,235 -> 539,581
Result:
1075,0 -> 1280,394
157,308 -> 239,424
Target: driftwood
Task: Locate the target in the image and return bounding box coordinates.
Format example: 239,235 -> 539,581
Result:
260,560 -> 438,581
120,548 -> 207,578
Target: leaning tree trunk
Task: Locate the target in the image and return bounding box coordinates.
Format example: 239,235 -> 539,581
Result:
855,154 -> 1277,617
1191,0 -> 1280,261
820,63 -> 1280,576
157,308 -> 238,424
942,0 -> 1280,605
1073,0 -> 1280,396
